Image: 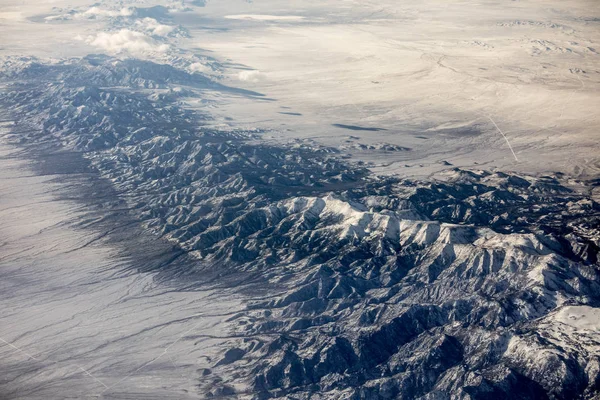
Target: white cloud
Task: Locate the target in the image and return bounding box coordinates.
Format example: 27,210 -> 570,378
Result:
189,62 -> 210,73
79,7 -> 133,19
135,18 -> 175,37
167,5 -> 193,13
238,70 -> 267,82
87,29 -> 169,56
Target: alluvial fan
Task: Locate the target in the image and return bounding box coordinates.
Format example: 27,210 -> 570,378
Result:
1,56 -> 599,399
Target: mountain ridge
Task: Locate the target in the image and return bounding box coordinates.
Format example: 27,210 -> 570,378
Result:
0,56 -> 598,399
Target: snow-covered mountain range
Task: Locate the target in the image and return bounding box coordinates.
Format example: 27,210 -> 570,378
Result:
1,55 -> 598,399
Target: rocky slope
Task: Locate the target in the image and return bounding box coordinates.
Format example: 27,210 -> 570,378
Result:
0,56 -> 599,399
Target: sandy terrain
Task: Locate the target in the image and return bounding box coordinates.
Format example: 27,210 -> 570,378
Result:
0,134 -> 243,399
1,0 -> 599,177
